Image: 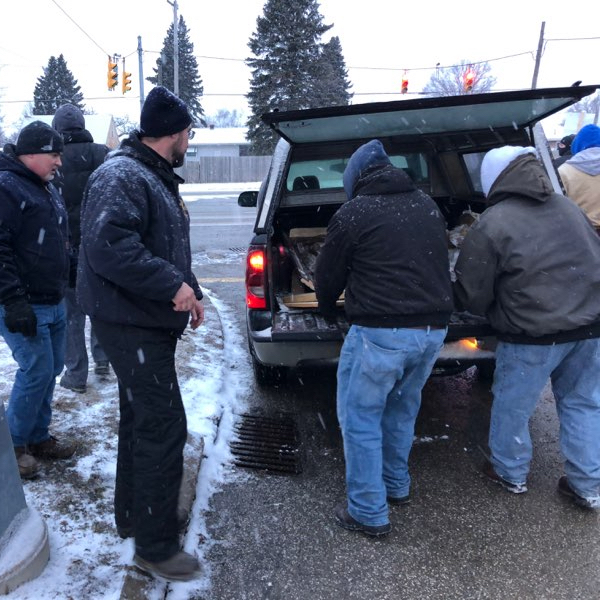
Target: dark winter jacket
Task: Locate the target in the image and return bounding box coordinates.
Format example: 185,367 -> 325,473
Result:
454,153 -> 600,344
53,128 -> 108,248
315,164 -> 453,328
0,145 -> 70,305
77,132 -> 202,333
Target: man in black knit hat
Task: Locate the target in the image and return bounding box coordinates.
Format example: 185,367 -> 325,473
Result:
52,104 -> 110,394
78,87 -> 204,581
0,121 -> 76,479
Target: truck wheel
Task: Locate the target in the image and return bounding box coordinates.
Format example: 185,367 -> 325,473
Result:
251,354 -> 288,386
248,340 -> 288,386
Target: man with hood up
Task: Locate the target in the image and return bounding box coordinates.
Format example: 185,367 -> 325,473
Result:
454,146 -> 600,510
315,139 -> 453,537
558,124 -> 600,232
52,103 -> 110,393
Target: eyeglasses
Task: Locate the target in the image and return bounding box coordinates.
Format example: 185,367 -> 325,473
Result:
187,128 -> 195,140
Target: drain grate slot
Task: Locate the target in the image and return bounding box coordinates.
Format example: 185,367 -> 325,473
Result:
228,247 -> 246,253
231,413 -> 302,474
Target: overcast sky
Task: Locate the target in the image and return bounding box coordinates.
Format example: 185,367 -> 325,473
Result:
1,0 -> 599,129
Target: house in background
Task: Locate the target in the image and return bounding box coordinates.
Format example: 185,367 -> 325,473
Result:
185,126 -> 251,160
23,114 -> 119,149
180,126 -> 269,183
543,110 -> 599,156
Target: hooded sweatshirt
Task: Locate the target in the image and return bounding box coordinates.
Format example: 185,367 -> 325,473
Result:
315,140 -> 453,328
455,152 -> 600,343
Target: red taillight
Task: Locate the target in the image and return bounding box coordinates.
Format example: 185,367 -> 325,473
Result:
246,248 -> 267,309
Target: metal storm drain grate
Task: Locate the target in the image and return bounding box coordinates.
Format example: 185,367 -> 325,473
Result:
231,413 -> 302,474
228,247 -> 246,254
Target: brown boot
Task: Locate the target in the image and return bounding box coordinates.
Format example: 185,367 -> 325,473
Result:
29,435 -> 76,459
14,446 -> 40,479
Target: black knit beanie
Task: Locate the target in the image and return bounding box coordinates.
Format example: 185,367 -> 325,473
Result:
139,86 -> 192,137
15,121 -> 64,155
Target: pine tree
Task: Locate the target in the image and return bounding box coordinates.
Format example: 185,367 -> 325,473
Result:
33,54 -> 84,115
245,0 -> 352,155
422,60 -> 496,97
313,36 -> 353,107
146,16 -> 204,124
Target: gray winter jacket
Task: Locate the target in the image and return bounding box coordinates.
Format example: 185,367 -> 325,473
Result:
454,153 -> 600,343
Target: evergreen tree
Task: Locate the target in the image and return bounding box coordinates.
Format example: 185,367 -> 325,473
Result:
313,36 -> 353,107
245,0 -> 352,155
147,16 -> 205,124
33,54 -> 84,114
422,60 -> 496,97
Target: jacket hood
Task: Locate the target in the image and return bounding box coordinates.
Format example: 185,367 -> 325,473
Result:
564,146 -> 600,176
571,124 -> 600,155
354,163 -> 416,197
343,139 -> 392,200
481,146 -> 537,196
52,103 -> 85,133
485,153 -> 554,206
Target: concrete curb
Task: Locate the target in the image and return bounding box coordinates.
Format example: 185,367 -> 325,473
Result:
0,508 -> 49,596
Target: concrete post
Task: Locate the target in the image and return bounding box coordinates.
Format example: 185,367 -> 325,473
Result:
0,403 -> 49,595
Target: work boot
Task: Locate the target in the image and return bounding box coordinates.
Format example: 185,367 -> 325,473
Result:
29,435 -> 76,459
133,551 -> 202,581
94,361 -> 110,376
334,504 -> 391,537
59,378 -> 86,394
14,446 -> 40,479
482,460 -> 527,494
558,476 -> 600,510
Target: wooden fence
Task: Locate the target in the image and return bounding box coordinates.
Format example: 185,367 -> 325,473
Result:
178,156 -> 271,183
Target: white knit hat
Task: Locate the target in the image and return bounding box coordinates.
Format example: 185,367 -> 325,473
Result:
480,146 -> 537,196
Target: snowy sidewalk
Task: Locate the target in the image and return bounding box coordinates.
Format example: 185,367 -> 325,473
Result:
1,284 -> 251,599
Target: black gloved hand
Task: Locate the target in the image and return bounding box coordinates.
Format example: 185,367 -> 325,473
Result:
4,300 -> 37,337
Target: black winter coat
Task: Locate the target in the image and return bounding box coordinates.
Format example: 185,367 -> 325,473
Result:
54,129 -> 108,248
0,146 -> 70,305
77,132 -> 202,333
315,164 -> 453,328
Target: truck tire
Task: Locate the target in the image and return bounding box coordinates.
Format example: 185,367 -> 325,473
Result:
248,340 -> 288,386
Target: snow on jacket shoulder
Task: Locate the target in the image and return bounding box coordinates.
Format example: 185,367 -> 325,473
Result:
455,154 -> 600,343
77,133 -> 201,332
315,164 -> 453,328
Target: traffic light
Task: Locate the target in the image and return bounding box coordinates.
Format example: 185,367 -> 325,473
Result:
464,69 -> 475,93
401,74 -> 409,94
122,71 -> 132,94
107,58 -> 118,91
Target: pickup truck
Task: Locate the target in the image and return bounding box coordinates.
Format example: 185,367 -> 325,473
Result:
238,84 -> 600,385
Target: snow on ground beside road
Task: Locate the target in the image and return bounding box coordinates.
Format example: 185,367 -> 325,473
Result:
0,281 -> 251,599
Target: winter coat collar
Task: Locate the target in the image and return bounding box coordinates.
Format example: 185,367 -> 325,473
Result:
564,146 -> 600,177
0,144 -> 49,188
486,154 -> 554,206
354,164 -> 416,197
61,129 -> 94,144
116,131 -> 184,187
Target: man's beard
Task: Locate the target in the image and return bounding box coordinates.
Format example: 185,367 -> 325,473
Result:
172,149 -> 186,168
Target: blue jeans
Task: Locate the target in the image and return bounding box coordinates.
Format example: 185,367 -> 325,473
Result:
62,288 -> 107,387
337,325 -> 446,526
0,302 -> 66,447
490,339 -> 600,500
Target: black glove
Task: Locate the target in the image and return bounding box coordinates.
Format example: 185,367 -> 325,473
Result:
4,300 -> 37,337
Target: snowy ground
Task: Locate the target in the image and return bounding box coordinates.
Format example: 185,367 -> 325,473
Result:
1,279 -> 253,599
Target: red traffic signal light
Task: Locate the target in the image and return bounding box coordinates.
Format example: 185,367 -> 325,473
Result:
401,76 -> 409,94
464,70 -> 475,93
107,58 -> 118,91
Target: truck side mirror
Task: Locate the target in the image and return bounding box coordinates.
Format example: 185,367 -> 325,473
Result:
238,191 -> 258,207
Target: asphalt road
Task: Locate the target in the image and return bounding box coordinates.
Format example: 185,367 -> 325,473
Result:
186,191 -> 600,600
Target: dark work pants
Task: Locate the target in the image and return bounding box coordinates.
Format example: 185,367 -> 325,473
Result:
92,319 -> 187,562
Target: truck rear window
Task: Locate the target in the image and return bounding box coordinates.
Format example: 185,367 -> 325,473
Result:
286,153 -> 429,192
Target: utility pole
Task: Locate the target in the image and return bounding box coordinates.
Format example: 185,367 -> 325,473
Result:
531,21 -> 545,89
137,36 -> 145,110
167,0 -> 179,95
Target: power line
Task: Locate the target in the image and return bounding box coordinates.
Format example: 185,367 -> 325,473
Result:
49,0 -> 108,56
